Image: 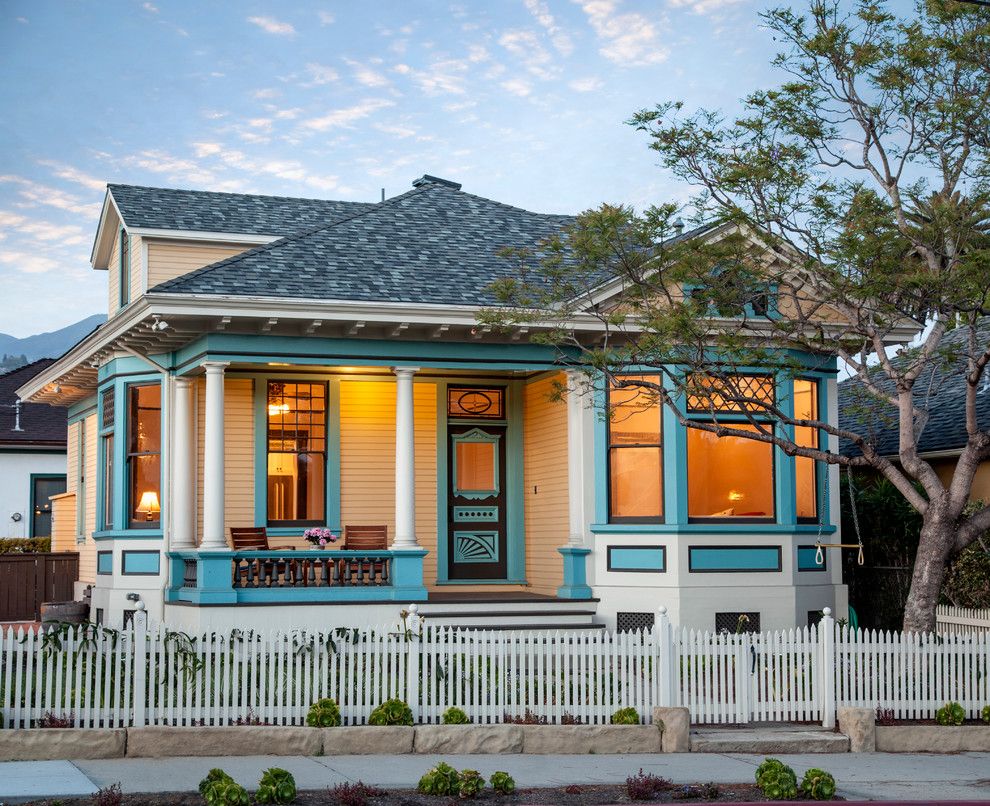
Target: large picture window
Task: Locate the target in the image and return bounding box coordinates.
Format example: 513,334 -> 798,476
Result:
267,381 -> 327,526
608,377 -> 663,522
127,384 -> 161,528
687,424 -> 774,521
794,379 -> 819,521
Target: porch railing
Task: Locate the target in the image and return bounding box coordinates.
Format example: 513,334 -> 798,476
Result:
166,548 -> 427,604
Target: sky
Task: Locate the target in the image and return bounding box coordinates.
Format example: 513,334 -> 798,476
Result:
0,0 -> 788,338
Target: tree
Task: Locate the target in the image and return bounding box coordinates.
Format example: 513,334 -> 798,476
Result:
481,0 -> 990,632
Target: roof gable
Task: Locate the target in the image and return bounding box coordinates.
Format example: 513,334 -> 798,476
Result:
1,359 -> 67,447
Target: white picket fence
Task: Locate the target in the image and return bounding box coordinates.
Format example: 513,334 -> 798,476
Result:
2,609 -> 988,729
936,605 -> 990,635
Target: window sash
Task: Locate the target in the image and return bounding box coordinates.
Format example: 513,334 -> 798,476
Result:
266,381 -> 328,526
607,376 -> 663,523
126,384 -> 161,528
794,378 -> 820,523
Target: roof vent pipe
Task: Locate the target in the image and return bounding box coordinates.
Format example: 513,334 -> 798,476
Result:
672,218 -> 685,236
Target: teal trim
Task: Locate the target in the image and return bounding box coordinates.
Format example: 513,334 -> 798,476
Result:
67,404 -> 97,425
797,545 -> 826,571
450,428 -> 501,499
452,530 -> 499,563
818,378 -> 831,529
505,379 -> 526,583
28,473 -> 65,538
97,551 -> 113,575
435,380 -> 449,584
93,529 -> 163,541
776,371 -> 795,527
327,378 -> 342,532
453,506 -> 498,522
666,372 -> 689,524
121,550 -> 160,575
557,546 -> 592,599
688,545 -> 782,572
591,523 -> 835,535
592,379 -> 608,525
607,546 -> 666,572
122,379 -> 163,531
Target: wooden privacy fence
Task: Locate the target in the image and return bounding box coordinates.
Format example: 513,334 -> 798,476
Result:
936,605 -> 990,635
1,609 -> 988,729
0,552 -> 78,622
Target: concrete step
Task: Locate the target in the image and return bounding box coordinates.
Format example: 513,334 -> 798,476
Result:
419,598 -> 598,615
690,726 -> 849,754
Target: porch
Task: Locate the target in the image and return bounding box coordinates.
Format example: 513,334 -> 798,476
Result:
163,359 -> 593,615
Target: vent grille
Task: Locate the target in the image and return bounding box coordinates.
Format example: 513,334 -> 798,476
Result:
715,611 -> 760,634
617,612 -> 655,633
101,389 -> 114,429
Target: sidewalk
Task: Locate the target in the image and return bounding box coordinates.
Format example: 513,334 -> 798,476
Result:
2,752 -> 990,803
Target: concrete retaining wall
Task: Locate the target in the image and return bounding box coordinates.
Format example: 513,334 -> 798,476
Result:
875,725 -> 990,753
0,728 -> 126,761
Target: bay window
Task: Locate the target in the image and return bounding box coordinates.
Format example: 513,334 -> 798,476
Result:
794,379 -> 819,522
608,377 -> 663,522
127,384 -> 161,528
687,424 -> 775,521
267,381 -> 327,526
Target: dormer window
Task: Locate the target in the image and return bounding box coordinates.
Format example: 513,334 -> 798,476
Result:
119,229 -> 130,308
686,263 -> 777,319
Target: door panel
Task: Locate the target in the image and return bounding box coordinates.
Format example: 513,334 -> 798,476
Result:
448,424 -> 507,580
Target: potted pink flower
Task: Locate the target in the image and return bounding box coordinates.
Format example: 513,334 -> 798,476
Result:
303,527 -> 339,549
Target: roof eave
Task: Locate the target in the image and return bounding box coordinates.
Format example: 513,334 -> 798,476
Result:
90,188 -> 122,270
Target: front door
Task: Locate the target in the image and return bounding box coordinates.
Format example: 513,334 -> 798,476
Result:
447,423 -> 508,580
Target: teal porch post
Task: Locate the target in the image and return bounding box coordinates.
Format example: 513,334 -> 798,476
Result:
390,549 -> 429,600
557,546 -> 592,599
191,551 -> 237,604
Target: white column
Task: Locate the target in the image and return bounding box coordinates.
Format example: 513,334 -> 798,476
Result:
200,361 -> 229,550
392,366 -> 420,549
566,370 -> 586,547
172,377 -> 196,549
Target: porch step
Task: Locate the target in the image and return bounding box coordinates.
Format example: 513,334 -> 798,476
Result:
421,609 -> 600,629
690,726 -> 849,754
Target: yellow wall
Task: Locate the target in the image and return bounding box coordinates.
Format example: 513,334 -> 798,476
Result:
934,458 -> 990,503
338,379 -> 438,579
522,374 -> 568,594
63,416 -> 98,583
195,377 -> 255,546
50,494 -> 76,552
106,232 -> 143,318
146,241 -> 251,289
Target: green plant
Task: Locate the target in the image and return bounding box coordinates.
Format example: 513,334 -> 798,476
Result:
936,701 -> 966,726
982,705 -> 990,724
458,770 -> 485,799
610,707 -> 640,725
255,768 -> 297,805
755,758 -> 797,801
199,769 -> 249,806
442,707 -> 470,724
306,698 -> 342,728
489,772 -> 515,795
417,762 -> 461,796
801,768 -> 836,801
0,537 -> 51,554
369,698 -> 414,726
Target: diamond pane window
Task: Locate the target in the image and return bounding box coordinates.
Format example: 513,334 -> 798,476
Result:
686,374 -> 774,413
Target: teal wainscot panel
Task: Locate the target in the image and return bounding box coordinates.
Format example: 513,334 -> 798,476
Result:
797,545 -> 826,571
121,550 -> 161,576
688,546 -> 781,573
97,551 -> 113,575
607,545 -> 666,573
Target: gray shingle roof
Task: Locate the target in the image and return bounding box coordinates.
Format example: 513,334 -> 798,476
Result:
839,319 -> 990,457
150,181 -> 586,306
109,184 -> 375,236
1,359 -> 67,447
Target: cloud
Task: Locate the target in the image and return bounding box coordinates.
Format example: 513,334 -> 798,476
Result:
407,59 -> 470,95
36,160 -> 106,192
501,78 -> 532,97
0,211 -> 88,245
0,250 -> 60,274
343,58 -> 391,89
317,10 -> 335,25
499,30 -> 555,79
142,2 -> 159,13
300,99 -> 395,131
303,63 -> 339,86
569,76 -> 603,92
373,122 -> 418,138
247,15 -> 295,36
668,0 -> 746,13
254,88 -> 280,99
190,143 -> 340,192
467,44 -> 490,63
523,0 -> 574,55
574,0 -> 669,65
0,175 -> 101,217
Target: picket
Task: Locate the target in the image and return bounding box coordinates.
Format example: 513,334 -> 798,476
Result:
2,609 -> 989,729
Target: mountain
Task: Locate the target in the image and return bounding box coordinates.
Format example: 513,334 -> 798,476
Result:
0,314 -> 107,367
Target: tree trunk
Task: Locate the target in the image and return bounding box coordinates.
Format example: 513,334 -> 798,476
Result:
902,511 -> 956,633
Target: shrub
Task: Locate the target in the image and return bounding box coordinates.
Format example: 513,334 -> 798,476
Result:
610,707 -> 640,725
92,783 -> 122,806
982,705 -> 990,724
417,762 -> 461,796
936,701 -> 965,726
329,781 -> 385,806
458,770 -> 485,799
875,707 -> 895,726
560,711 -> 583,725
502,709 -> 547,725
755,758 -> 797,801
199,769 -> 249,806
701,782 -> 720,799
306,698 -> 342,728
801,768 -> 836,801
625,769 -> 670,800
38,711 -> 74,728
255,768 -> 297,805
0,537 -> 51,554
442,707 -> 470,724
489,772 -> 515,795
369,698 -> 413,726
